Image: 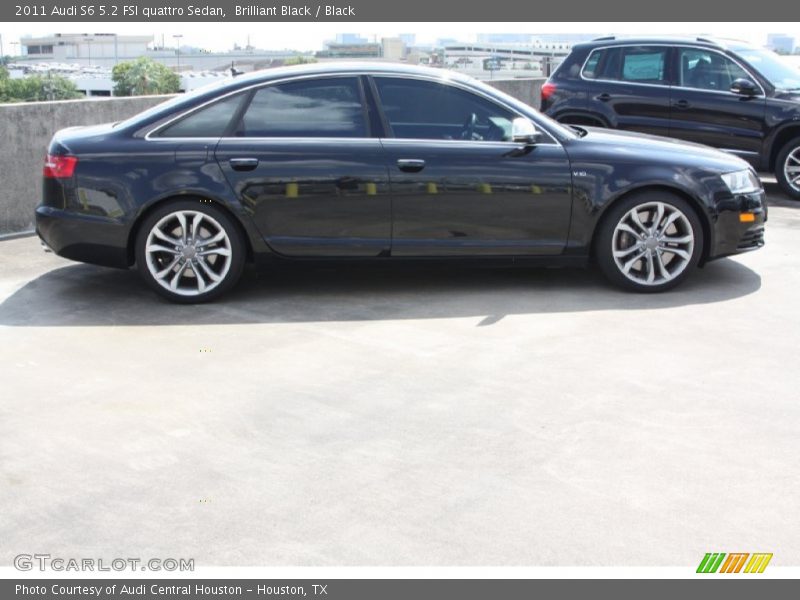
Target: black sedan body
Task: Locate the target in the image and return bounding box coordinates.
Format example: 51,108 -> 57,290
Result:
37,63 -> 766,301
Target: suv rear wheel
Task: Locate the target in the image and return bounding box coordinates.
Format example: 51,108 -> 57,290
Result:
776,137 -> 800,200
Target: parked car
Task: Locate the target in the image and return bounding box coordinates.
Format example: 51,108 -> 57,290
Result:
541,37 -> 800,199
37,63 -> 765,302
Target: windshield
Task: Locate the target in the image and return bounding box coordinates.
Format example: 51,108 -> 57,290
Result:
736,48 -> 800,90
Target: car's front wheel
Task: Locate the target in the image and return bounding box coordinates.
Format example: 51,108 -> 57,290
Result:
595,192 -> 703,292
775,137 -> 800,200
135,200 -> 245,303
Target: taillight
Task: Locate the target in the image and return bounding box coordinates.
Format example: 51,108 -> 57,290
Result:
43,154 -> 78,178
541,82 -> 557,102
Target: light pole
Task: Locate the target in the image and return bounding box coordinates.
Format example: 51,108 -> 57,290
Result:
85,36 -> 94,67
173,34 -> 183,71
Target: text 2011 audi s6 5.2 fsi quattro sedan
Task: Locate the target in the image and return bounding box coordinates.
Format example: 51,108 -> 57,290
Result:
36,63 -> 766,302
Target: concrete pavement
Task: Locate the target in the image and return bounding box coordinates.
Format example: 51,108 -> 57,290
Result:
1,184 -> 798,567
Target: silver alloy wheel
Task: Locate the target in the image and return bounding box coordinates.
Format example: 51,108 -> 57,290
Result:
611,201 -> 695,286
144,210 -> 233,297
784,146 -> 800,193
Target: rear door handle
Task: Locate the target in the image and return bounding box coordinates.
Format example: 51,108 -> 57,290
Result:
595,93 -> 612,102
229,157 -> 259,171
673,99 -> 691,109
397,159 -> 426,173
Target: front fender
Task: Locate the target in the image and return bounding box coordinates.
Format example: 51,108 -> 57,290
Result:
564,161 -> 718,256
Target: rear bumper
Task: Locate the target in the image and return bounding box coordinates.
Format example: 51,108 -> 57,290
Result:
35,205 -> 130,268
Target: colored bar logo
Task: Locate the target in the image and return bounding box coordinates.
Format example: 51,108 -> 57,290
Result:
697,553 -> 773,573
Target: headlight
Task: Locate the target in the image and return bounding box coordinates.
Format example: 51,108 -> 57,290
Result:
721,169 -> 761,194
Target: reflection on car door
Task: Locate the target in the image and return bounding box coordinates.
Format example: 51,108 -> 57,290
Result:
215,76 -> 391,257
668,47 -> 767,165
371,76 -> 573,256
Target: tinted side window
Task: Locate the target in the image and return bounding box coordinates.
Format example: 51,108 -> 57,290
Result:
238,77 -> 366,138
581,50 -> 602,79
373,77 -> 515,141
620,47 -> 668,84
678,48 -> 750,91
582,48 -> 622,81
159,94 -> 245,137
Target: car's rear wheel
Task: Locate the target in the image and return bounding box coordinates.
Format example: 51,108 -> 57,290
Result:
595,191 -> 703,292
135,200 -> 245,303
775,137 -> 800,200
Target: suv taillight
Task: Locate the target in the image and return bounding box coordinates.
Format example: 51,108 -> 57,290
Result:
541,82 -> 557,102
43,154 -> 78,178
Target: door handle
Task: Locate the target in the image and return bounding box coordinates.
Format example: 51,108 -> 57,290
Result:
397,158 -> 426,173
229,157 -> 259,171
673,99 -> 691,109
595,93 -> 612,102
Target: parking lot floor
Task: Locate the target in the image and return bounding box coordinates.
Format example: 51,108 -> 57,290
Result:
1,184 -> 798,566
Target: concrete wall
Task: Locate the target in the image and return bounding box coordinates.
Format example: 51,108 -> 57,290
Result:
486,77 -> 545,109
0,78 -> 545,236
0,95 -> 173,236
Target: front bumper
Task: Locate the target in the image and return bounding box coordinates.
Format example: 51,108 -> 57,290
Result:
707,188 -> 767,260
35,205 -> 130,268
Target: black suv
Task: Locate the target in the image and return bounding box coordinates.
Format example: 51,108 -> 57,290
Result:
542,37 -> 800,199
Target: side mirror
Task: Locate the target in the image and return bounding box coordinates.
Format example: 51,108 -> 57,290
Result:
511,117 -> 541,145
730,78 -> 759,96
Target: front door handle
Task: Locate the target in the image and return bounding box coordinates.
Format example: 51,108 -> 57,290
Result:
673,99 -> 691,109
397,158 -> 426,173
229,157 -> 259,171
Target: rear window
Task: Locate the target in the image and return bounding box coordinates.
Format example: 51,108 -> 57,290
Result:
158,94 -> 245,138
582,47 -> 621,80
621,47 -> 668,84
583,46 -> 668,85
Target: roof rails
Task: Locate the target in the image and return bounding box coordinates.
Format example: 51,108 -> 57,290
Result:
589,35 -> 723,46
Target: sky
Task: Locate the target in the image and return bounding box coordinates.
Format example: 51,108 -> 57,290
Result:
1,22 -> 798,54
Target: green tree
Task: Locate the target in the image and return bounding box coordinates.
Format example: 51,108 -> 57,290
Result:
283,55 -> 317,66
0,72 -> 82,103
112,57 -> 180,96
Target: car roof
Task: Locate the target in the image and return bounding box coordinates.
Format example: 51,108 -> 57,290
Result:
118,61 -> 490,133
221,61 -> 470,89
572,36 -> 757,52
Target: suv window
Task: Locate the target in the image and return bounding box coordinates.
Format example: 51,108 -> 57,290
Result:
373,77 -> 515,141
237,77 -> 367,138
159,94 -> 245,137
582,51 -> 602,78
620,47 -> 668,84
677,48 -> 751,91
582,46 -> 667,84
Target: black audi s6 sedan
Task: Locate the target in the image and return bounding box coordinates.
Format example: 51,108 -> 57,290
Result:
36,63 -> 766,302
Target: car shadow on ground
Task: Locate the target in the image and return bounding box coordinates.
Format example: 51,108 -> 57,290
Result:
0,257 -> 761,327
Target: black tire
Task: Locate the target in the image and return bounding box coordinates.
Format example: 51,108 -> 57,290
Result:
775,137 -> 800,200
135,199 -> 246,303
595,191 -> 703,293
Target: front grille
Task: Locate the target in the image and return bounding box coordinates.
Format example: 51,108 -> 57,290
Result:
737,226 -> 765,250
